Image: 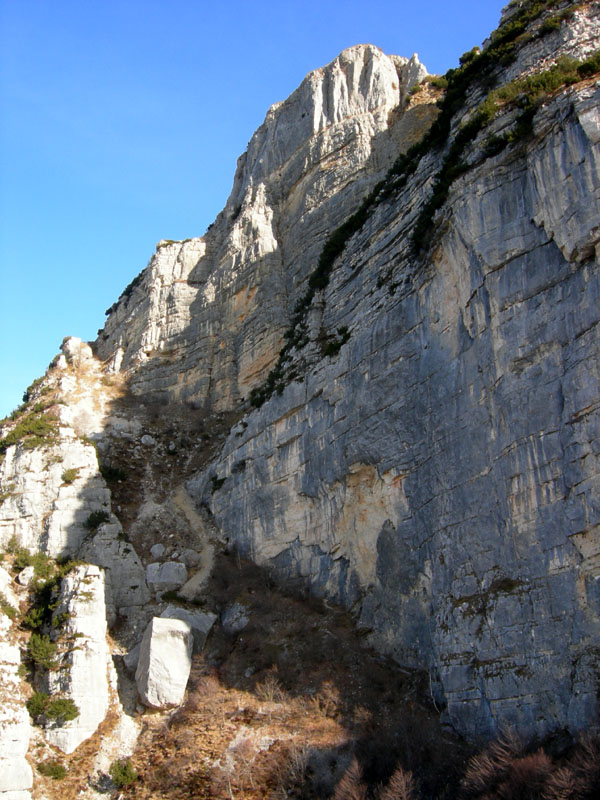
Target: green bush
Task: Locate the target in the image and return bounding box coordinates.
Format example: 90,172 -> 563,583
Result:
22,376 -> 43,404
110,759 -> 138,787
84,510 -> 110,530
425,75 -> 449,90
13,547 -> 54,579
22,576 -> 60,629
0,591 -> 17,619
61,468 -> 79,484
28,633 -> 58,669
37,760 -> 67,780
46,697 -> 79,722
26,691 -> 50,718
99,464 -> 127,482
0,410 -> 58,455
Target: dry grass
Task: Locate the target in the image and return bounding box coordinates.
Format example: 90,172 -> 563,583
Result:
112,554 -> 468,800
459,731 -> 600,800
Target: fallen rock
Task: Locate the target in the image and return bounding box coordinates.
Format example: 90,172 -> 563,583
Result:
150,543 -> 165,559
160,605 -> 217,651
222,603 -> 249,635
141,434 -> 156,447
135,617 -> 193,708
15,567 -> 35,587
146,561 -> 188,594
123,642 -> 141,674
180,548 -> 202,567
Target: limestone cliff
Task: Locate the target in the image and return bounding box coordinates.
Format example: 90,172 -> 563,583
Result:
1,2 -> 600,773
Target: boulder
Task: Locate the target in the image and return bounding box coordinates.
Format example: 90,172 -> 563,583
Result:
160,605 -> 217,651
146,561 -> 188,594
221,603 -> 249,635
150,543 -> 165,559
122,642 -> 141,673
180,548 -> 202,567
15,566 -> 34,587
135,617 -> 193,708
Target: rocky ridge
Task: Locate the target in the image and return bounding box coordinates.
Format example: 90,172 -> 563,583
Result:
1,1 -> 600,794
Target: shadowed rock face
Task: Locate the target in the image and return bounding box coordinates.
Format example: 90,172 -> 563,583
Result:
199,73 -> 600,738
2,4 -> 600,747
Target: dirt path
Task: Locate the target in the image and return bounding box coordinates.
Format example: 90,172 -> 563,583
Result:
173,484 -> 215,600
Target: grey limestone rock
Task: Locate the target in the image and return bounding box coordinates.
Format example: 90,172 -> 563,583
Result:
146,561 -> 188,594
150,543 -> 165,559
160,605 -> 217,651
221,603 -> 249,635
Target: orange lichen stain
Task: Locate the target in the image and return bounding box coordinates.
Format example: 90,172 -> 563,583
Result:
233,285 -> 258,322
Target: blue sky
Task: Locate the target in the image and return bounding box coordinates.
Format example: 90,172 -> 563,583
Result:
0,0 -> 504,418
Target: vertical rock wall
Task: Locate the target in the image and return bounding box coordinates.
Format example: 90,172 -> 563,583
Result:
196,78 -> 600,739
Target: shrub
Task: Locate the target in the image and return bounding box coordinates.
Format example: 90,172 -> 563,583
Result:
425,75 -> 449,90
0,410 -> 58,454
460,732 -> 552,798
333,759 -> 367,800
210,475 -> 226,493
99,464 -> 127,482
22,577 -> 60,629
37,760 -> 67,780
14,547 -> 54,579
22,376 -> 43,404
26,691 -> 50,718
0,591 -> 17,619
61,468 -> 79,484
84,510 -> 110,530
379,767 -> 418,800
46,697 -> 79,723
110,759 -> 138,787
28,633 -> 58,669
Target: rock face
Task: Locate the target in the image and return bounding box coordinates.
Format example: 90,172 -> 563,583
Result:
0,649 -> 32,799
199,70 -> 600,737
94,46 -> 431,411
45,565 -> 111,754
135,617 -> 193,708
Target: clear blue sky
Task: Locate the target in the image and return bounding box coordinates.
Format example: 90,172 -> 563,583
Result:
0,0 -> 504,418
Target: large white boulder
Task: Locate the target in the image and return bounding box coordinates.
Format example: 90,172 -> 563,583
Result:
135,617 -> 193,708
